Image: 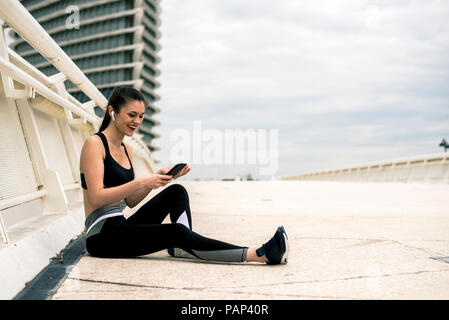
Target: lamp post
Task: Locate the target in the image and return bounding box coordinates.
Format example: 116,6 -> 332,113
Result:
439,139 -> 448,152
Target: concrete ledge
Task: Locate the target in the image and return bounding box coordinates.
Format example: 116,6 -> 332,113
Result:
13,234 -> 86,300
0,207 -> 85,299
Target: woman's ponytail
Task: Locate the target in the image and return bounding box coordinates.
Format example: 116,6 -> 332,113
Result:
98,107 -> 112,132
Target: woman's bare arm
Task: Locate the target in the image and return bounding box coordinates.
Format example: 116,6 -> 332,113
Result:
80,137 -> 170,209
122,142 -> 156,208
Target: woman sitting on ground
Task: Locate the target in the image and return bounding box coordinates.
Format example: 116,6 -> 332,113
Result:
79,86 -> 289,264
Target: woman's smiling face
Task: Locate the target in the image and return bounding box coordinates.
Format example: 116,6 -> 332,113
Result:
112,100 -> 146,136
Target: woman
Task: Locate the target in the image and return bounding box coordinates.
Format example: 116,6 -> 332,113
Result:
79,86 -> 289,264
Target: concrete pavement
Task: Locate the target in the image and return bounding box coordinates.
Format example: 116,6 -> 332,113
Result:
51,181 -> 449,299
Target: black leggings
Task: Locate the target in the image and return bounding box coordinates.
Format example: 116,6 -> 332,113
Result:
86,184 -> 248,262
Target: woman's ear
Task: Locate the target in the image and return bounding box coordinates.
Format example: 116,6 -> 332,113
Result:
108,106 -> 115,121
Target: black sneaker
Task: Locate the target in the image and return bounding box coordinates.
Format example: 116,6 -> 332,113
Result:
256,226 -> 289,265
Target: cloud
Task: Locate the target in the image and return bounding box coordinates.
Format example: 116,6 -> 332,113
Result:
155,0 -> 449,180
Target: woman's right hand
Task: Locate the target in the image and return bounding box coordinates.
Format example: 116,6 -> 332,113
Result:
141,173 -> 172,189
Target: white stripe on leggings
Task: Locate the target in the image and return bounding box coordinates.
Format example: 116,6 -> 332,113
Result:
86,211 -> 124,235
175,211 -> 190,229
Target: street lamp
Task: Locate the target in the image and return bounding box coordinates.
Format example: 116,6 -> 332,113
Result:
439,138 -> 448,152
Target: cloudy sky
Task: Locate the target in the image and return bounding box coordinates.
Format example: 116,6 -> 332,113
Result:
153,0 -> 449,180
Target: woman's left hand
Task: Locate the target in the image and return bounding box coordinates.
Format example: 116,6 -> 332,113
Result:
174,164 -> 190,179
157,165 -> 191,179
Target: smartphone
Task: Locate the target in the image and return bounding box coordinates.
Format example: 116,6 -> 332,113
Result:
165,163 -> 187,177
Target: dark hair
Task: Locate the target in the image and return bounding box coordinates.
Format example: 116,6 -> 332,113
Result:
98,86 -> 146,132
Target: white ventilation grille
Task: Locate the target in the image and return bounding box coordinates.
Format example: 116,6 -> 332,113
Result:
0,90 -> 38,200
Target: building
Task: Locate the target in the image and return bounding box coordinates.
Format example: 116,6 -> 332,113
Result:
9,0 -> 161,152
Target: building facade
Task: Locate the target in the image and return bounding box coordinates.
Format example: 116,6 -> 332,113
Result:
10,0 -> 161,152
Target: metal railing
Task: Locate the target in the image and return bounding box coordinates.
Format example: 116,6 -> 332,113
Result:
281,153 -> 449,184
0,0 -> 154,162
0,0 -> 155,244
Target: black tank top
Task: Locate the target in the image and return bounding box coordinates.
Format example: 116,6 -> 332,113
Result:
80,132 -> 134,189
